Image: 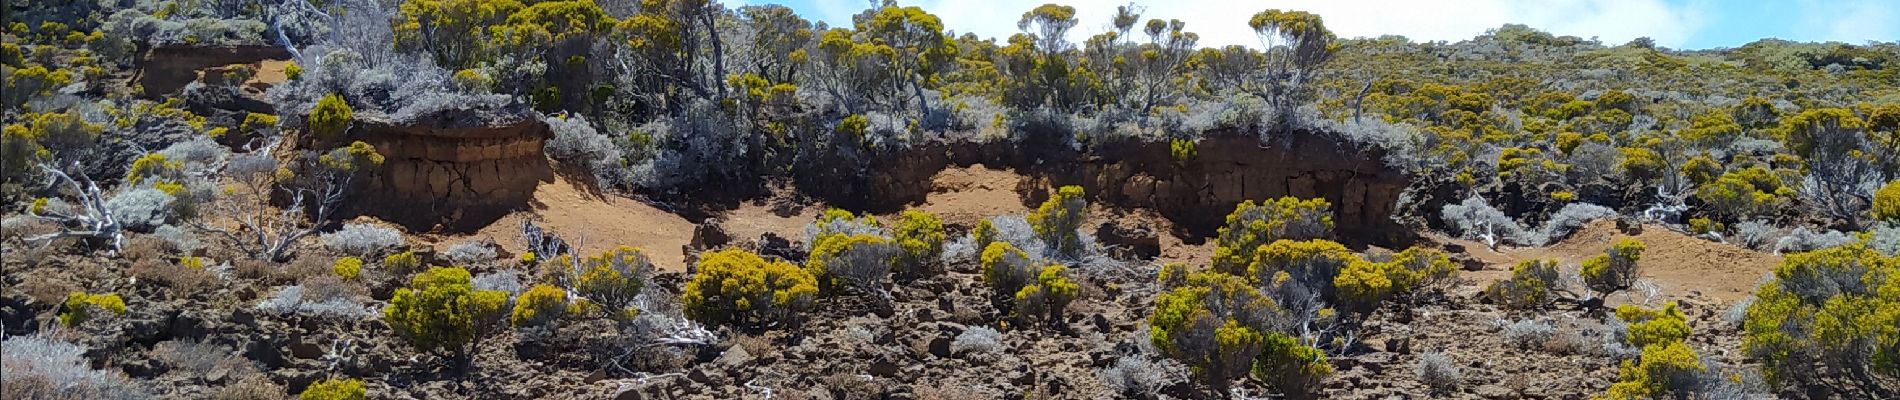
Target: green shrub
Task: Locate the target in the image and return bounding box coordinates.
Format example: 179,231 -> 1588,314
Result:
511,283 -> 569,327
806,233 -> 896,296
309,94 -> 352,141
1875,180 -> 1900,223
58,292 -> 126,327
383,267 -> 508,357
333,257 -> 363,280
1485,259 -> 1560,309
1333,246 -> 1456,310
1211,197 -> 1334,274
125,152 -> 184,186
973,218 -> 999,251
1170,137 -> 1197,165
1028,185 -> 1087,258
1148,270 -> 1328,395
1581,239 -> 1645,296
1742,243 -> 1898,389
893,210 -> 946,278
383,251 -> 421,275
682,248 -> 818,328
562,246 -> 650,319
1601,341 -> 1705,400
1616,302 -> 1690,348
980,241 -> 1038,310
1246,239 -> 1355,297
240,112 -> 279,136
300,378 -> 366,400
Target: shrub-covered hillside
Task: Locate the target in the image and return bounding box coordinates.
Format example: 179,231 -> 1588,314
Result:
2,0 -> 1898,398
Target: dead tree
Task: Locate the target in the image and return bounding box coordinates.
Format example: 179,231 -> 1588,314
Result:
26,161 -> 125,252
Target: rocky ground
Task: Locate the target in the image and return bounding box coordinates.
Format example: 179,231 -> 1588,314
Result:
1,167 -> 1780,400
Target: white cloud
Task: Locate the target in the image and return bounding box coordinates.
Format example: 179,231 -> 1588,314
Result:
1795,0 -> 1899,44
745,0 -> 1712,48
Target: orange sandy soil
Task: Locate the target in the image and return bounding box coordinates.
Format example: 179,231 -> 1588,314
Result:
1442,220 -> 1779,304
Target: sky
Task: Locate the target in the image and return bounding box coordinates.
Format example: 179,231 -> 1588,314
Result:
734,0 -> 1899,50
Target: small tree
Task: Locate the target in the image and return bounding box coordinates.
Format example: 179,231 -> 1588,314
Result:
1028,185 -> 1087,259
1247,9 -> 1334,125
1014,264 -> 1078,327
383,266 -> 509,361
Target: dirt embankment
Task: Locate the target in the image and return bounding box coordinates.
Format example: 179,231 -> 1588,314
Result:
135,44 -> 291,98
797,131 -> 1414,247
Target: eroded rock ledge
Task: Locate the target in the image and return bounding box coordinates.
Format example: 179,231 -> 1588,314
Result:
349,108 -> 551,232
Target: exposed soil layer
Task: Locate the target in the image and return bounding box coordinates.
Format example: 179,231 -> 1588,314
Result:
135,44 -> 291,98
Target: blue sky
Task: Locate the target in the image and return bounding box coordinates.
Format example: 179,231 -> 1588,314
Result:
736,0 -> 1898,50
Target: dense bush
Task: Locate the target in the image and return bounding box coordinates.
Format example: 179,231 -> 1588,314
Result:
300,378 -> 366,400
1029,185 -> 1088,259
1742,243 -> 1897,394
1774,227 -> 1854,254
1875,180 -> 1900,223
443,241 -> 497,264
1503,319 -> 1556,349
1246,239 -> 1355,299
1602,302 -> 1708,399
58,291 -> 126,327
333,257 -> 363,280
543,113 -> 623,184
558,246 -> 651,319
383,266 -> 509,358
1440,196 -> 1522,249
1581,239 -> 1646,296
511,283 -> 569,327
321,223 -> 403,257
1212,197 -> 1334,274
1415,351 -> 1462,393
980,241 -> 1041,312
0,333 -> 146,399
806,233 -> 897,300
383,251 -> 422,275
1485,259 -> 1562,309
892,210 -> 946,279
308,94 -> 352,141
1148,270 -> 1327,396
682,248 -> 817,328
1333,246 -> 1456,309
